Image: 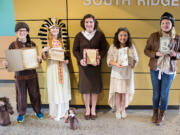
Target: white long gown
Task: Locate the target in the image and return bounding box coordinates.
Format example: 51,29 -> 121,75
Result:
107,44 -> 138,108
47,48 -> 71,120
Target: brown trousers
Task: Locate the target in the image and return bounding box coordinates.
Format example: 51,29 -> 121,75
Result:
15,77 -> 41,115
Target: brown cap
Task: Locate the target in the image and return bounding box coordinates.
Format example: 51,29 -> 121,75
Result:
15,22 -> 30,32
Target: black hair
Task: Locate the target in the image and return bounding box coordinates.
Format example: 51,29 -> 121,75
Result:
113,27 -> 132,49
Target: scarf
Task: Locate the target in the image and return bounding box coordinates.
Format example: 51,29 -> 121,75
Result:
157,55 -> 170,80
49,38 -> 64,84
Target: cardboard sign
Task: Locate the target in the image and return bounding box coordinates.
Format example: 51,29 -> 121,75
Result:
83,49 -> 100,65
48,48 -> 65,61
86,49 -> 97,65
5,47 -> 39,72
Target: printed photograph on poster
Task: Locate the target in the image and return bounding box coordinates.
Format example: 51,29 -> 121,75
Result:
160,37 -> 170,54
118,47 -> 128,66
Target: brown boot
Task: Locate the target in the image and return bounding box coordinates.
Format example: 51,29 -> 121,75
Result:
156,110 -> 165,126
152,108 -> 158,123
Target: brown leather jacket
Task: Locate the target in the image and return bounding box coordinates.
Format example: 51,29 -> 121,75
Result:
144,32 -> 180,72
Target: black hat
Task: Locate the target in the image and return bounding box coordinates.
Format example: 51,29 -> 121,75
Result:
160,12 -> 175,27
15,22 -> 30,32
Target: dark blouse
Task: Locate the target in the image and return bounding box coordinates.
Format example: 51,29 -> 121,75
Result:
73,31 -> 108,65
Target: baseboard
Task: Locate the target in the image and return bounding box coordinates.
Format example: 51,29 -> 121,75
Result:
0,80 -> 15,83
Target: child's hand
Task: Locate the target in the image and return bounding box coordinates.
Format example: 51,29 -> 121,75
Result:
42,47 -> 49,53
115,63 -> 123,68
42,47 -> 50,59
156,52 -> 164,57
2,60 -> 8,68
37,56 -> 42,63
170,50 -> 176,57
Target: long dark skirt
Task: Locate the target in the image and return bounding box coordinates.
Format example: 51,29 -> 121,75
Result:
78,65 -> 102,94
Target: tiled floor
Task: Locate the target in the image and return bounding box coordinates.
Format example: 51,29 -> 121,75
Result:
0,83 -> 180,135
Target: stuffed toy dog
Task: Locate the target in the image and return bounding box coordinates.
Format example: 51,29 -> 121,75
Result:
65,107 -> 79,130
0,97 -> 14,126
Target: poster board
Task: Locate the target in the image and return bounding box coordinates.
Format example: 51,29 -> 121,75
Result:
5,47 -> 39,72
48,48 -> 65,61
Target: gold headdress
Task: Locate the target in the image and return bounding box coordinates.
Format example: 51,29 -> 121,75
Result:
38,17 -> 68,50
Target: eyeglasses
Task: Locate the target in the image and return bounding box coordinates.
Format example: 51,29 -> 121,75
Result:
18,30 -> 27,33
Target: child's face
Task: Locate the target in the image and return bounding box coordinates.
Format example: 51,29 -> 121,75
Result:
161,19 -> 172,33
16,28 -> 28,39
118,31 -> 128,44
50,26 -> 59,37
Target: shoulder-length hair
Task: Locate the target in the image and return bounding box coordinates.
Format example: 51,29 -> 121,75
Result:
159,27 -> 176,39
48,27 -> 61,40
113,27 -> 132,49
80,14 -> 98,30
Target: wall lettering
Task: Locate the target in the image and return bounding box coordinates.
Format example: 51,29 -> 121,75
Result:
83,0 -> 179,6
